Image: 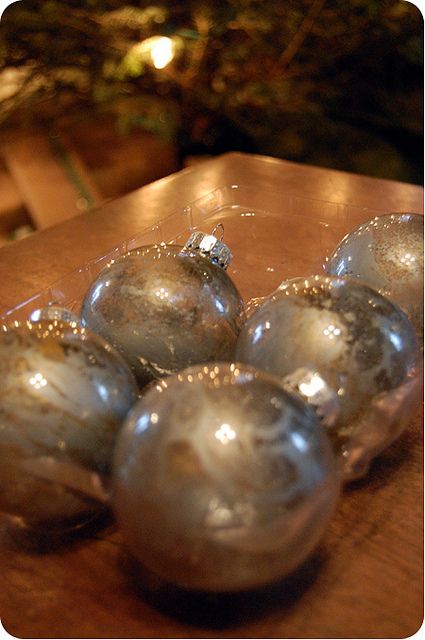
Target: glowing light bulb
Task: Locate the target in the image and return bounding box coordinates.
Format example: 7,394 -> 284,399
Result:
149,36 -> 175,69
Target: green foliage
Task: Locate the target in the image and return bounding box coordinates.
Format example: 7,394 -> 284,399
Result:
0,0 -> 422,182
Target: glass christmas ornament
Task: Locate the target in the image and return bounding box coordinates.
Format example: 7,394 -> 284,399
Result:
112,362 -> 340,593
236,276 -> 421,480
325,213 -> 424,341
80,228 -> 244,388
0,313 -> 138,532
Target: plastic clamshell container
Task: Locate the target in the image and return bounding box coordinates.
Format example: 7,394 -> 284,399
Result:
0,184 -> 390,322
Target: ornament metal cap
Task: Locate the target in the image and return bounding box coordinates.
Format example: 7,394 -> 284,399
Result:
184,224 -> 232,270
282,367 -> 340,428
29,306 -> 80,324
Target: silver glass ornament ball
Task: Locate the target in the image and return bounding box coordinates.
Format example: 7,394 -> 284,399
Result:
0,316 -> 138,531
81,237 -> 244,388
112,362 -> 340,593
236,276 -> 420,480
325,213 -> 424,340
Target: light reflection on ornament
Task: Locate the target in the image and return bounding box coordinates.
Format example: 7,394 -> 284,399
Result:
299,373 -> 326,398
29,372 -> 48,389
155,287 -> 169,300
215,422 -> 236,444
323,324 -> 341,339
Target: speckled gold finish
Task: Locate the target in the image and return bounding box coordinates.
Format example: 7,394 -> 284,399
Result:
326,213 -> 424,341
81,244 -> 244,388
112,362 -> 339,592
0,319 -> 138,531
236,276 -> 420,480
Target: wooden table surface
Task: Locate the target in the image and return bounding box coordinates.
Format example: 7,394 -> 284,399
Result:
0,152 -> 423,639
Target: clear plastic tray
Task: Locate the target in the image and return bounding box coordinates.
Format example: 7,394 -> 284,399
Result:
0,184 -> 388,322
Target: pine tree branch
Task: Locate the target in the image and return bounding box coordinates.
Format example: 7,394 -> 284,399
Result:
279,0 -> 326,70
180,10 -> 210,88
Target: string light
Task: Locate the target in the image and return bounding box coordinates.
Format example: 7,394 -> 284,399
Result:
131,36 -> 177,70
149,36 -> 176,69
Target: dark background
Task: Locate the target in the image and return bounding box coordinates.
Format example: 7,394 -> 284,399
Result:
0,0 -> 423,184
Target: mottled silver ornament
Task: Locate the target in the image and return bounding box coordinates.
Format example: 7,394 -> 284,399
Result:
325,213 -> 424,341
112,362 -> 340,592
236,276 -> 420,480
81,235 -> 244,389
0,317 -> 138,531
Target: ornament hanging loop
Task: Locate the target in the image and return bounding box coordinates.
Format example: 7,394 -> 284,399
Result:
211,223 -> 225,242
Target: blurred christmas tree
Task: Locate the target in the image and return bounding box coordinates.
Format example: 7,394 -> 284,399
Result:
0,0 -> 422,182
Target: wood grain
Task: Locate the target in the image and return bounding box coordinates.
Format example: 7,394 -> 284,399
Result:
0,153 -> 423,639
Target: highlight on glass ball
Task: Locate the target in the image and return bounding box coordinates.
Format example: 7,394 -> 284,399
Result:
112,362 -> 340,593
80,228 -> 244,389
0,311 -> 138,532
325,212 -> 424,341
236,275 -> 421,481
